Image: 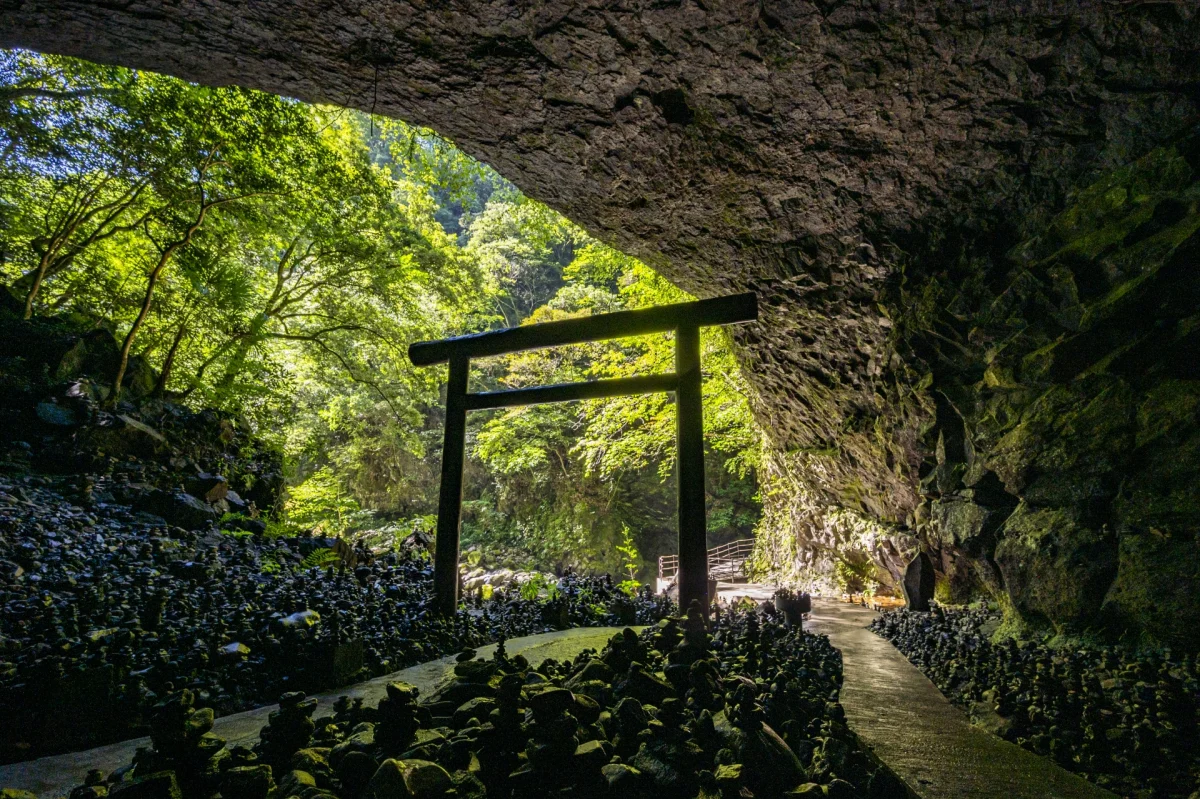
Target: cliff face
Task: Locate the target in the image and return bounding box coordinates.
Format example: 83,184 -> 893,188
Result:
903,136 -> 1200,648
3,0 -> 1199,645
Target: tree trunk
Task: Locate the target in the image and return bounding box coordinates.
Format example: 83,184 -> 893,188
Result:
112,260 -> 168,401
153,317 -> 189,397
112,208 -> 209,401
214,316 -> 267,394
22,249 -> 55,319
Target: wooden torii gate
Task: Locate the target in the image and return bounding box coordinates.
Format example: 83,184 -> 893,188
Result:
408,292 -> 758,616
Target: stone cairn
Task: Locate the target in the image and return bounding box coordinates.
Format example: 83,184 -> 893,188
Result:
873,607 -> 1200,798
28,605 -> 910,799
0,468 -> 675,763
128,689 -> 227,799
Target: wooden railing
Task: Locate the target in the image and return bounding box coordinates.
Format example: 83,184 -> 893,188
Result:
659,538 -> 755,584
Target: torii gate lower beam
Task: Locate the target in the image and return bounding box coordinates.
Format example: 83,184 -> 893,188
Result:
409,292 -> 757,616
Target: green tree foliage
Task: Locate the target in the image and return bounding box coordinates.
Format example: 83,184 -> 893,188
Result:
279,466 -> 370,537
0,50 -> 762,576
463,197 -> 762,578
1,50 -> 477,432
616,525 -> 642,596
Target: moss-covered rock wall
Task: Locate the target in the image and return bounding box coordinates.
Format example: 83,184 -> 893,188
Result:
895,133 -> 1200,646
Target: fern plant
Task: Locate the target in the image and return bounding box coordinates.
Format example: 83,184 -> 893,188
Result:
299,547 -> 340,571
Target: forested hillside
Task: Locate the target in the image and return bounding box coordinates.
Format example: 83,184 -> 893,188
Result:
0,50 -> 761,579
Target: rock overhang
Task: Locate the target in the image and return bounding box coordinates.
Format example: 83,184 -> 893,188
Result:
3,0 -> 1199,644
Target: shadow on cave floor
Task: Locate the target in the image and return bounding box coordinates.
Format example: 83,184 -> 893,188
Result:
807,600 -> 1114,799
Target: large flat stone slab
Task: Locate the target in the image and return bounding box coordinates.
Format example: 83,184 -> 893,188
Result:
807,600 -> 1114,799
0,626 -> 629,797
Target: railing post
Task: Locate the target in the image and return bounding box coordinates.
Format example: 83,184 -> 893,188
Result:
433,354 -> 469,616
675,323 -> 709,613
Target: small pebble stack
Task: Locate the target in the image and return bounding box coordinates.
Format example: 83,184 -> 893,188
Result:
872,607 -> 1200,798
0,467 -> 673,763
35,605 -> 905,799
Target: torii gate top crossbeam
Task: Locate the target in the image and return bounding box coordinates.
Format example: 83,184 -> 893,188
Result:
408,292 -> 757,366
408,292 -> 757,616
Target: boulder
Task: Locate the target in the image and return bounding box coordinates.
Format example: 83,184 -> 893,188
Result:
364,760 -> 411,799
452,697 -> 497,729
52,329 -> 121,382
186,472 -> 228,503
615,663 -> 673,706
994,504 -> 1117,632
398,760 -> 454,799
108,773 -> 182,799
565,660 -> 614,690
65,378 -> 109,403
714,711 -> 806,796
120,355 -> 158,399
364,759 -> 453,799
275,770 -> 316,796
220,642 -> 251,659
329,728 -> 376,770
36,400 -> 78,426
117,415 -> 167,446
279,610 -> 321,630
134,490 -> 218,531
224,489 -> 249,513
219,765 -> 273,799
528,687 -> 575,718
600,763 -> 641,791
79,415 -> 167,458
337,751 -> 378,796
573,739 -> 610,771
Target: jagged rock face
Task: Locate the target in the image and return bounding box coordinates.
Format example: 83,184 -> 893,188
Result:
914,137 -> 1200,648
2,1 -> 1199,644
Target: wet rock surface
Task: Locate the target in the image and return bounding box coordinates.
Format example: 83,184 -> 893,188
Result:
871,608 -> 1200,798
30,605 -> 904,799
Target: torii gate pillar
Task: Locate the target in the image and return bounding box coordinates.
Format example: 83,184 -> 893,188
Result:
675,323 -> 708,614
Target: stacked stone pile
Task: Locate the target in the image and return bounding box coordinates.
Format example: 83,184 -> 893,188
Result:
872,608 -> 1200,798
28,607 -> 904,799
0,468 -> 673,764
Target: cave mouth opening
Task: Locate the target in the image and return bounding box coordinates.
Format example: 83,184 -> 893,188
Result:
3,4 -> 1200,795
